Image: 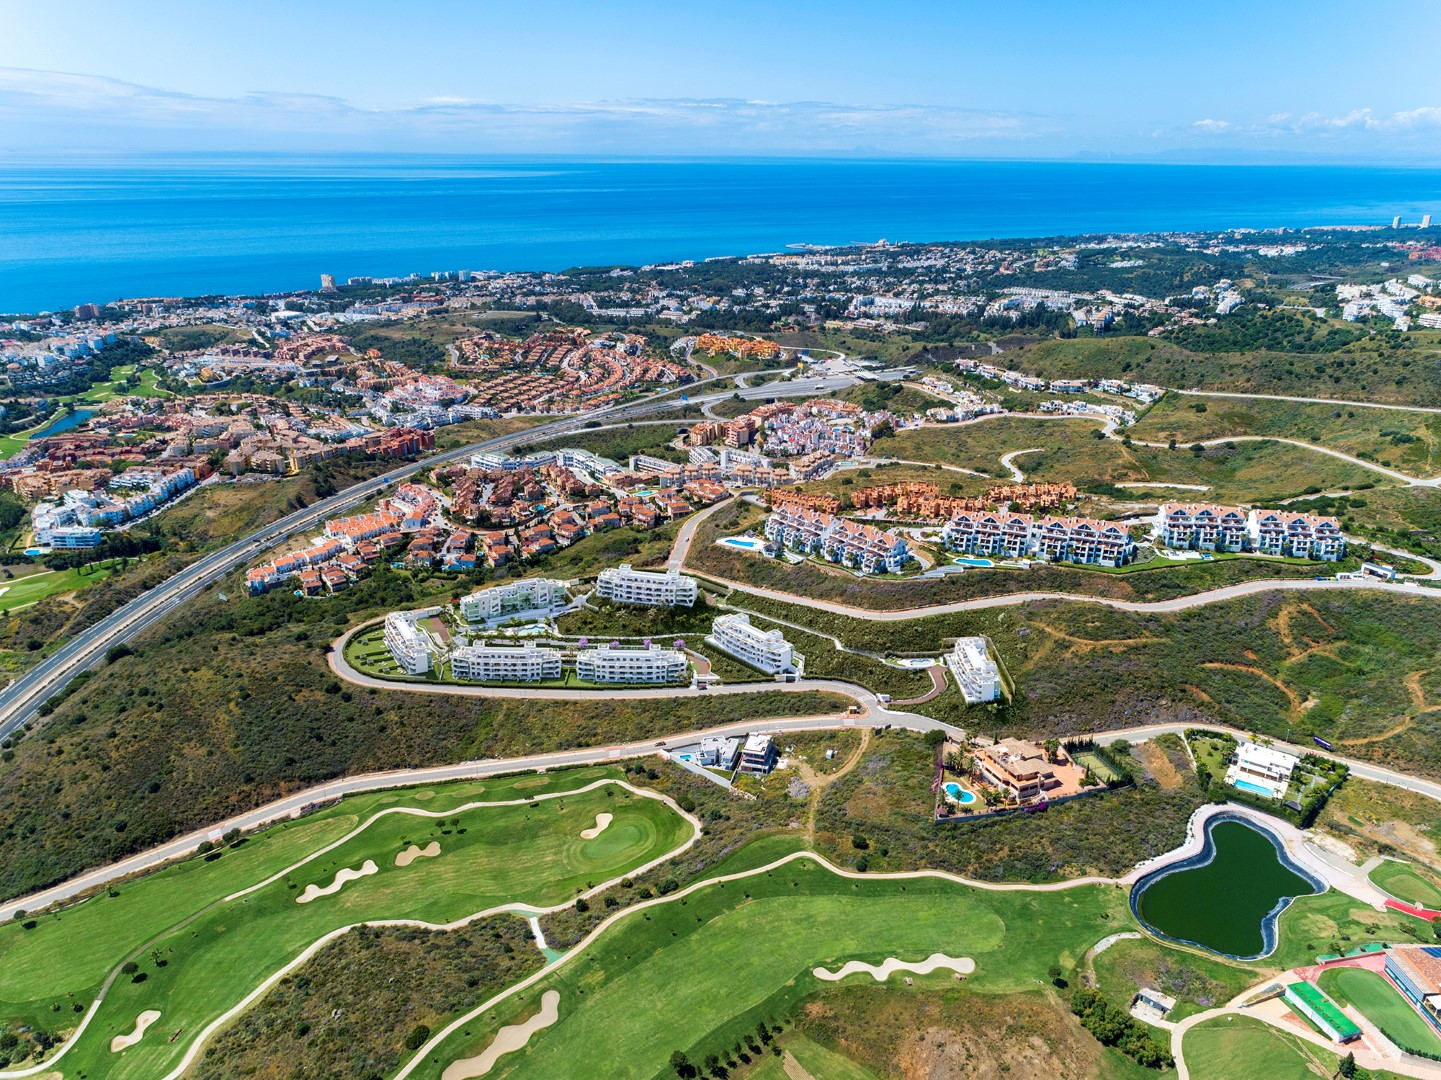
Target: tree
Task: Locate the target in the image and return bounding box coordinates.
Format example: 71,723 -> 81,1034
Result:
670,1050 -> 696,1077
1337,1052 -> 1356,1078
1043,738 -> 1060,764
405,1024 -> 431,1050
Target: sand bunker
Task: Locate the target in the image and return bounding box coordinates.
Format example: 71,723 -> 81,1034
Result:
813,953 -> 975,982
296,860 -> 378,903
110,1009 -> 161,1052
395,841 -> 442,867
441,990 -> 561,1080
579,813 -> 613,840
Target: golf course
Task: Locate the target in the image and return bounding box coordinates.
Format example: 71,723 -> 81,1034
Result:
0,769 -> 693,1079
399,853 -> 1136,1080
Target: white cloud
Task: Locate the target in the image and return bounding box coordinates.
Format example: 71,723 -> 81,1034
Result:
1192,118 -> 1233,133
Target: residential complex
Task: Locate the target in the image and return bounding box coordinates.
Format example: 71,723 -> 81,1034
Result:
31,465 -> 202,549
706,613 -> 800,675
383,611 -> 435,675
574,644 -> 688,684
764,506 -> 912,574
449,643 -> 562,683
946,637 -> 1002,704
942,511 -> 1135,567
1154,504 -> 1346,560
459,578 -> 571,627
595,564 -> 698,607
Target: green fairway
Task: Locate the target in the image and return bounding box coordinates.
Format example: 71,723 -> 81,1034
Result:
782,1034 -> 885,1079
0,564 -> 116,611
1181,1014 -> 1369,1080
403,856 -> 1133,1080
1319,966 -> 1441,1054
0,770 -> 689,1079
1369,860 -> 1441,909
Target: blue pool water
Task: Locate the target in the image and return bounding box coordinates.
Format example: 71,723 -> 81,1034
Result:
1232,779 -> 1276,797
953,557 -> 994,567
718,537 -> 765,551
943,782 -> 977,805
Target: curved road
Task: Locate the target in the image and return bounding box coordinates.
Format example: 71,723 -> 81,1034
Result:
0,370 -> 866,743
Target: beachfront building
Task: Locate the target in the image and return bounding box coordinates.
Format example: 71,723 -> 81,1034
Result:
1155,503 -> 1250,552
1224,741 -> 1299,800
706,613 -> 799,675
763,506 -> 911,574
1384,948 -> 1441,1035
940,511 -> 1033,559
449,643 -> 562,683
575,644 -> 688,684
383,611 -> 435,675
1250,511 -> 1346,560
974,738 -> 1060,803
946,637 -> 1002,704
596,564 -> 698,607
458,578 -> 570,627
737,733 -> 776,775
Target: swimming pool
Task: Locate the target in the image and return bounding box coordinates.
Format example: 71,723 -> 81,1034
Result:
717,536 -> 766,552
943,782 -> 977,805
1232,778 -> 1278,798
953,557 -> 993,567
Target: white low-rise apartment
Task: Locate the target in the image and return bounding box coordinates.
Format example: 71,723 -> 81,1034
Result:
1251,510 -> 1346,560
575,644 -> 688,684
706,612 -> 799,675
384,611 -> 435,675
1155,503 -> 1250,552
449,643 -> 562,683
946,637 -> 1002,704
459,578 -> 570,626
596,564 -> 698,607
763,506 -> 911,574
942,511 -> 1135,566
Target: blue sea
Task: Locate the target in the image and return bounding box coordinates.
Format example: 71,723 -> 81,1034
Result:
2,156 -> 1440,315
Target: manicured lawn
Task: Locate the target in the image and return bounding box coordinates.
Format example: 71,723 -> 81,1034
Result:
1369,861 -> 1441,909
783,1034 -> 884,1079
1181,1014 -> 1371,1080
3,769 -> 685,1079
406,859 -> 1132,1080
1320,966 -> 1441,1054
0,563 -> 116,611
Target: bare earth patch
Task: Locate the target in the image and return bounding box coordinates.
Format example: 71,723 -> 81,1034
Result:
110,1009 -> 161,1053
296,860 -> 378,904
814,954 -> 975,982
580,813 -> 613,840
395,842 -> 441,868
441,990 -> 562,1079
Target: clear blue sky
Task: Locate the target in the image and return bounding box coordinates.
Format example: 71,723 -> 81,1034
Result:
3,0 -> 1439,160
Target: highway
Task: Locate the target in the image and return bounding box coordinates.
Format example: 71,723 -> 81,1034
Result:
0,368 -> 862,742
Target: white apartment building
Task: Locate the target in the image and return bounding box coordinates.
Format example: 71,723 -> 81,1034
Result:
946,637 -> 1002,705
449,643 -> 562,683
763,506 -> 911,574
575,644 -> 688,684
1152,504 -> 1346,561
459,578 -> 570,626
383,611 -> 435,675
942,511 -> 1135,567
596,564 -> 698,607
1250,511 -> 1346,560
706,612 -> 799,676
1155,503 -> 1250,552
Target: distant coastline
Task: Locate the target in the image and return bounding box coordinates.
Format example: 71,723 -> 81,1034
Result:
3,156 -> 1439,314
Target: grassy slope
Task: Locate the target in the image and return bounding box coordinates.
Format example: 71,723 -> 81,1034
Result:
12,781 -> 686,1079
1368,861 -> 1441,908
1182,1014 -> 1384,1080
1319,966 -> 1441,1054
408,861 -> 1131,1080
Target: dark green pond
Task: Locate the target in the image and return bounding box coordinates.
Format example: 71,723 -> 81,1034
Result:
1133,819 -> 1322,958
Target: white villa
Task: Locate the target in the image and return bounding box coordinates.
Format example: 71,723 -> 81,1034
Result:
706,612 -> 799,676
575,644 -> 688,684
738,733 -> 776,775
449,643 -> 562,683
383,611 -> 435,675
459,578 -> 571,627
946,637 -> 1002,704
1224,741 -> 1300,800
596,564 -> 698,607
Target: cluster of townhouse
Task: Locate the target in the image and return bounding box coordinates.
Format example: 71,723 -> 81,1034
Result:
953,356 -> 1162,407
691,333 -> 782,360
1337,280 -> 1426,331
763,505 -> 913,574
30,465 -> 204,549
847,481 -> 1076,521
941,511 -> 1135,567
1153,503 -> 1346,560
759,399 -> 907,459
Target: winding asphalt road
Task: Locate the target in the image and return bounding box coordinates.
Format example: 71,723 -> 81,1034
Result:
0,369 -> 866,743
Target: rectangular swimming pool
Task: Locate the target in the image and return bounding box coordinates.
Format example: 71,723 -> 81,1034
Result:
1232,778 -> 1279,798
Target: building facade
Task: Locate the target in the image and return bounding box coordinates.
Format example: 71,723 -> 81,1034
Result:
763,506 -> 911,574
449,643 -> 562,683
1155,503 -> 1250,552
596,564 -> 698,607
946,637 -> 1002,704
974,738 -> 1060,803
575,644 -> 688,684
458,578 -> 570,626
383,611 -> 435,675
706,612 -> 799,675
942,511 -> 1135,567
738,733 -> 776,775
